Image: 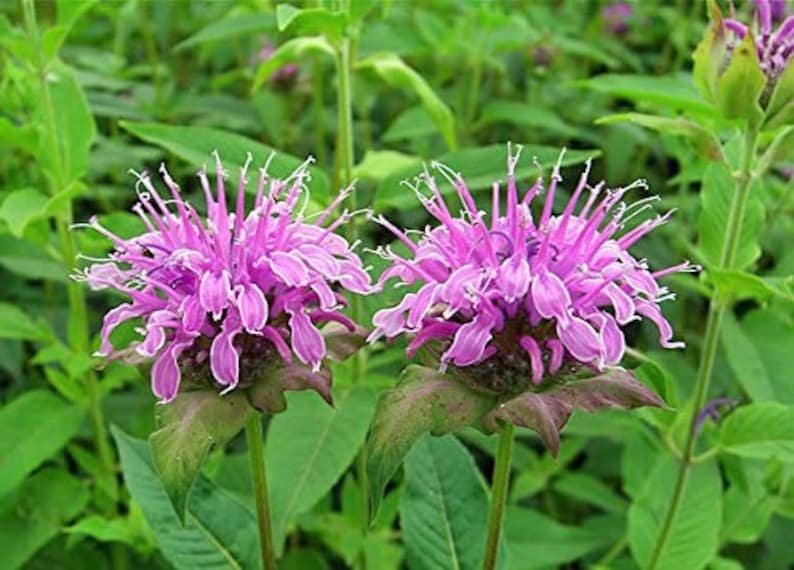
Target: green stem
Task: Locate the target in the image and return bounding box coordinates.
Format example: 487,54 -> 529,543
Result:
139,0 -> 165,114
246,413 -> 277,570
336,37 -> 355,197
482,422 -> 514,570
22,0 -> 122,566
312,55 -> 327,169
647,126 -> 759,570
336,21 -> 370,568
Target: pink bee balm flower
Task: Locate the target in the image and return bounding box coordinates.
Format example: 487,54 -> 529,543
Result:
725,0 -> 793,82
369,145 -> 696,392
76,153 -> 372,403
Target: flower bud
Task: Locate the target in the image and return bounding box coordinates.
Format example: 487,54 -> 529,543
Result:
694,0 -> 793,126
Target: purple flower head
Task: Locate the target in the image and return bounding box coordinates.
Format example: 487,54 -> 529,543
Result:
602,2 -> 634,35
76,153 -> 372,403
724,0 -> 793,84
369,145 -> 696,394
256,39 -> 299,86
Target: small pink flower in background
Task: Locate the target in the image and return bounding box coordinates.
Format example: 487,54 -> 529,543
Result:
369,145 -> 695,392
76,154 -> 371,403
725,0 -> 793,82
257,40 -> 299,86
602,2 -> 634,35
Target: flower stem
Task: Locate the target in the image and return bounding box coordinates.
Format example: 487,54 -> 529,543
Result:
336,36 -> 355,197
483,422 -> 514,570
334,15 -> 371,567
647,126 -> 759,569
245,413 -> 277,570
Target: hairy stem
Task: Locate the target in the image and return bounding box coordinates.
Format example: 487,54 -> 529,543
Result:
246,413 -> 277,570
483,422 -> 514,570
648,126 -> 759,569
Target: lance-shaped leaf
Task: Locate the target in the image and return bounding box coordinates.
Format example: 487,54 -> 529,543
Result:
149,390 -> 252,523
248,362 -> 332,414
757,125 -> 794,175
275,4 -> 347,42
717,32 -> 766,125
692,0 -> 726,103
366,365 -> 495,518
483,368 -> 664,456
764,63 -> 794,128
596,113 -> 724,162
358,53 -> 458,150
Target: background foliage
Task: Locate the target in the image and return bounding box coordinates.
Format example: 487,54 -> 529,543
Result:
1,0 -> 793,569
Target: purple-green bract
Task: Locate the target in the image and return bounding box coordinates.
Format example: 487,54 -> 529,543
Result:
77,154 -> 371,402
369,146 -> 696,386
725,0 -> 793,81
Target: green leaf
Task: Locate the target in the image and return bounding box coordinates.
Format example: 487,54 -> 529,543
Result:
175,13 -> 275,51
0,467 -> 89,569
375,145 -> 598,210
717,32 -> 766,125
505,509 -> 623,569
739,308 -> 794,404
400,435 -> 498,570
553,472 -> 628,514
120,121 -> 331,201
0,390 -> 83,498
252,36 -> 334,91
382,106 -> 439,142
707,268 -> 794,304
692,0 -> 726,103
366,366 -> 495,518
56,0 -> 98,32
628,456 -> 721,570
479,101 -> 590,142
149,391 -> 252,523
0,188 -> 49,237
720,485 -> 776,545
267,387 -> 376,552
697,161 -> 764,270
757,125 -> 794,175
352,150 -> 420,182
0,117 -> 38,154
710,557 -> 744,570
65,512 -> 151,551
596,113 -> 724,162
720,311 -> 776,402
0,302 -> 46,340
0,235 -> 67,283
275,4 -> 346,42
579,74 -> 717,119
40,63 -> 96,185
349,0 -> 377,22
359,53 -> 457,150
112,426 -> 260,570
765,63 -> 794,128
719,403 -> 794,462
